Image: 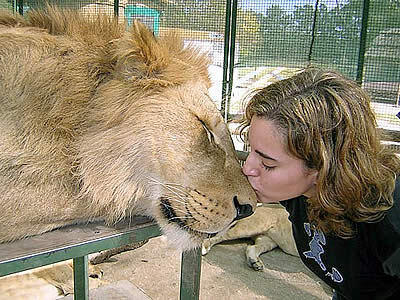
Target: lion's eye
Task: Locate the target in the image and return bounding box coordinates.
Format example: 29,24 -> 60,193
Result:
199,119 -> 215,145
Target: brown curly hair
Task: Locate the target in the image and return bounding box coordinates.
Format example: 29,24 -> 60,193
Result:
239,67 -> 400,238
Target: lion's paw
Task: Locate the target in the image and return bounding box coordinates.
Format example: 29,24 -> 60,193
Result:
246,245 -> 265,271
246,255 -> 265,271
248,259 -> 265,271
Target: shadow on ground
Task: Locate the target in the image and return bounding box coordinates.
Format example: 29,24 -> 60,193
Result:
202,239 -> 333,299
96,236 -> 333,300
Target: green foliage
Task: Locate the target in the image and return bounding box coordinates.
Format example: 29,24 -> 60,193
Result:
0,0 -> 13,10
235,0 -> 399,81
158,0 -> 226,32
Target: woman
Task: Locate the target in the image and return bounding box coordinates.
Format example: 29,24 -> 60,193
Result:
239,67 -> 400,299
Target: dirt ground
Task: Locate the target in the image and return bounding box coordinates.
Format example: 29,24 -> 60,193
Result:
93,236 -> 333,300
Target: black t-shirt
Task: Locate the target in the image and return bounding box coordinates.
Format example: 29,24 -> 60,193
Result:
280,178 -> 400,300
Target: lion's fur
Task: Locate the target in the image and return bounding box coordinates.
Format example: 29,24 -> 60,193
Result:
0,6 -> 256,250
202,204 -> 298,271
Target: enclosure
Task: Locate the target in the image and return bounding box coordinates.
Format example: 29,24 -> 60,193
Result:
1,0 -> 398,149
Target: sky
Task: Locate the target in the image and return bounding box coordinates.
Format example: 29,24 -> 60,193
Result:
239,0 -> 349,14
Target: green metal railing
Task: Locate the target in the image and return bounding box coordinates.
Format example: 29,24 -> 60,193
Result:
0,217 -> 202,300
356,0 -> 370,84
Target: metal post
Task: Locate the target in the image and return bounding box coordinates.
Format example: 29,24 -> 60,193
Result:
73,256 -> 89,300
221,0 -> 232,119
356,0 -> 370,84
225,0 -> 238,122
307,0 -> 320,64
179,248 -> 202,300
17,0 -> 23,15
114,0 -> 120,18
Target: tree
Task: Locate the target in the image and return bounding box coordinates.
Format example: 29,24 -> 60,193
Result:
157,0 -> 225,32
236,7 -> 261,61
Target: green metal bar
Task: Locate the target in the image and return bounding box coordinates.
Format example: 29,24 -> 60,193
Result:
221,0 -> 232,119
179,247 -> 202,300
225,0 -> 238,122
17,0 -> 23,15
307,0 -> 320,64
0,223 -> 161,276
73,256 -> 89,300
114,0 -> 119,17
356,0 -> 370,84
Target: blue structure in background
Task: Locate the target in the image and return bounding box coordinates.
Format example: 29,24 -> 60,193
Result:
124,5 -> 160,36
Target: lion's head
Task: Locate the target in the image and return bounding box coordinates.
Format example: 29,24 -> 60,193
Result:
0,6 -> 257,250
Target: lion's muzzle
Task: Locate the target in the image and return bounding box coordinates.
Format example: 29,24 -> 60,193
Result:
159,190 -> 254,239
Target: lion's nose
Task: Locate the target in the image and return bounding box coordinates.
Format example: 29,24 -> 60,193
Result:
233,196 -> 254,221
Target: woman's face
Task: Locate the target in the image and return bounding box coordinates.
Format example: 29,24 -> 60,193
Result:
242,116 -> 318,203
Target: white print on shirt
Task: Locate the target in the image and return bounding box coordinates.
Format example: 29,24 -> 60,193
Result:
303,223 -> 344,283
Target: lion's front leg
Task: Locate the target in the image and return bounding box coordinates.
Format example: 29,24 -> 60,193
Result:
246,234 -> 278,271
201,235 -> 227,255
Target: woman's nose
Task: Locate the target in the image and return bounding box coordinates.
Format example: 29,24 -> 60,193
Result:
242,155 -> 259,177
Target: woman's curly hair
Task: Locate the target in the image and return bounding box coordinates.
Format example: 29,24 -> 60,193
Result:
239,67 -> 400,238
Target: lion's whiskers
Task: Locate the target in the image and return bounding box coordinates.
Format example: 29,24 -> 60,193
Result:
147,177 -> 190,195
147,176 -> 202,208
148,176 -> 207,234
168,216 -> 194,221
160,201 -> 187,214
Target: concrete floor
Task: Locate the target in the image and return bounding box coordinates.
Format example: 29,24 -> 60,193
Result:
91,236 -> 333,300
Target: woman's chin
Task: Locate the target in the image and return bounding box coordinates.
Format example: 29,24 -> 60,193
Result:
255,192 -> 280,204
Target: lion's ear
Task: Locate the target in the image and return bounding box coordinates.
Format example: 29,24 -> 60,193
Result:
131,19 -> 163,63
113,20 -> 169,81
132,19 -> 153,38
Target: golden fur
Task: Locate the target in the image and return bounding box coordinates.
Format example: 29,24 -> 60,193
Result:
0,6 -> 256,250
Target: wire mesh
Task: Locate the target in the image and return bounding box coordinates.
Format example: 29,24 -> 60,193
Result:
1,0 -> 399,149
231,0 -> 400,151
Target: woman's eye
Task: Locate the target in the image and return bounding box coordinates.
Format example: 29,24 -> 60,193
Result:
262,163 -> 275,171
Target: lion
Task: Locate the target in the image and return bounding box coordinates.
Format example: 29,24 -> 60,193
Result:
0,6 -> 256,251
202,204 -> 299,271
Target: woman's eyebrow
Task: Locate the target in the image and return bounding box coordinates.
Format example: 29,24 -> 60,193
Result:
255,149 -> 277,161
